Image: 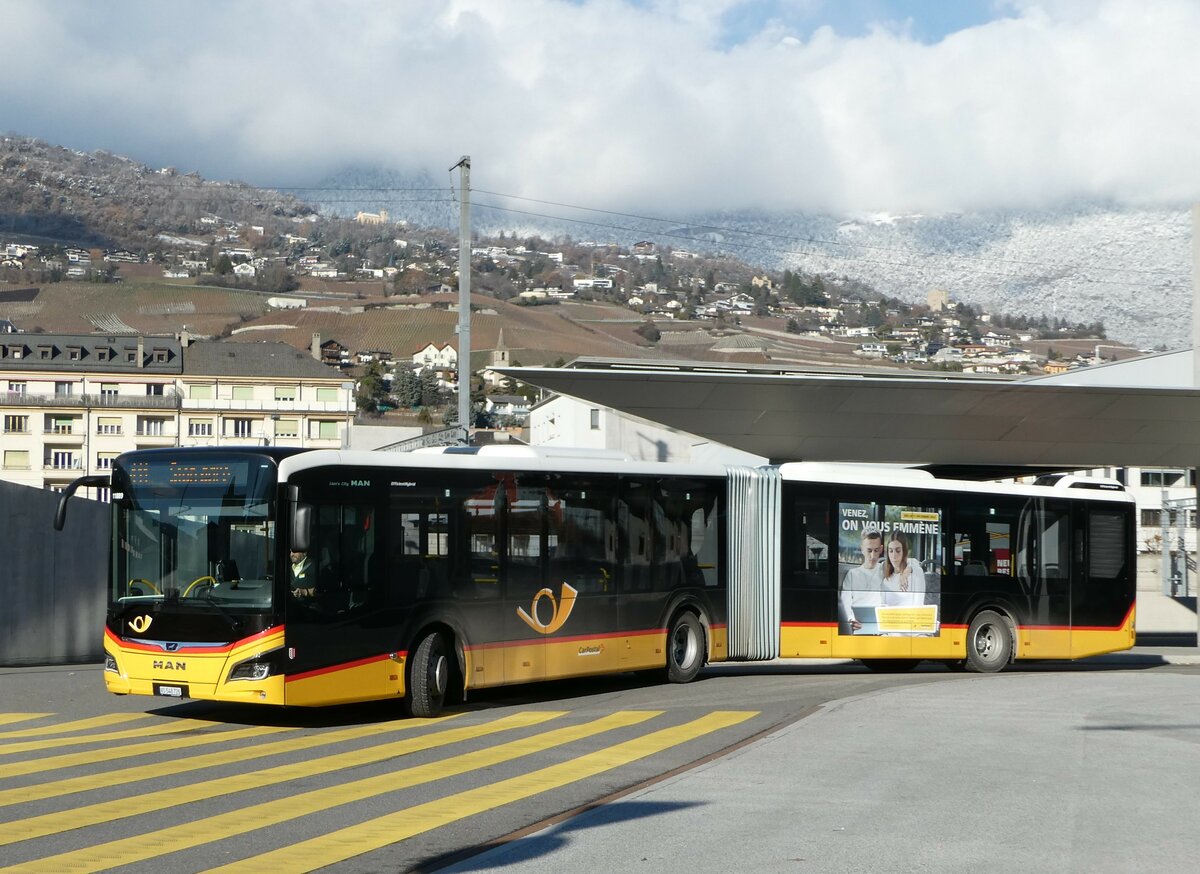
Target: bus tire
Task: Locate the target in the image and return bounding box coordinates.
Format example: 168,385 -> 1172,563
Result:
409,631 -> 451,718
859,659 -> 919,672
666,611 -> 705,684
965,610 -> 1013,673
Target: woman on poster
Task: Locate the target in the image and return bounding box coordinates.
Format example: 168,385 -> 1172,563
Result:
881,535 -> 926,607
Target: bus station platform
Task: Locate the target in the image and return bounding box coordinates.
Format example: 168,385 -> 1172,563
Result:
449,645 -> 1200,874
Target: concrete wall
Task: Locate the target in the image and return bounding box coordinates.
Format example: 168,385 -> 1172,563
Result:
0,480 -> 108,666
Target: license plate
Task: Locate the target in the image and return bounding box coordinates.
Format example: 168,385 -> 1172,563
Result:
154,683 -> 187,698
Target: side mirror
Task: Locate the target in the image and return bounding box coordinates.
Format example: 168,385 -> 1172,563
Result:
54,474 -> 111,531
291,503 -> 312,553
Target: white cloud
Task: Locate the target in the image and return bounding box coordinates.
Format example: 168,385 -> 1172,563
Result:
1,0 -> 1198,215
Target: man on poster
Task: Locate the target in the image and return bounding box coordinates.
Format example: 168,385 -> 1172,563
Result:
840,528 -> 884,633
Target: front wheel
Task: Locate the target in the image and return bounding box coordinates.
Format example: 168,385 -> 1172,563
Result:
409,632 -> 451,718
666,612 -> 706,683
965,610 -> 1013,673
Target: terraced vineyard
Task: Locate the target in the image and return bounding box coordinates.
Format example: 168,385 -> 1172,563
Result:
0,279 -> 872,371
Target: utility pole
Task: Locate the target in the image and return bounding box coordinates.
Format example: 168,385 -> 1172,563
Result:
452,156 -> 471,444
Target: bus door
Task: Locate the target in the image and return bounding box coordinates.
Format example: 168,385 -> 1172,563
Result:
618,477 -> 721,669
1071,505 -> 1134,658
1015,499 -> 1072,658
504,474 -> 619,682
448,476 -> 504,688
779,487 -> 834,658
617,477 -> 661,670
286,492 -> 389,704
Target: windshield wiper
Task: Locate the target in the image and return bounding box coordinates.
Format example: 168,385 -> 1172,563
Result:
200,593 -> 243,634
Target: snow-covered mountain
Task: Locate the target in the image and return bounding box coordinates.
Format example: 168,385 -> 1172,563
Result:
710,205 -> 1192,349
312,166 -> 1192,348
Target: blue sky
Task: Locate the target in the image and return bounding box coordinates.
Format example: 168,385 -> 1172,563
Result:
716,0 -> 1013,47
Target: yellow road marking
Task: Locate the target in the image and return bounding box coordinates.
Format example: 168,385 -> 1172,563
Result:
0,716 -> 450,808
210,710 -> 758,874
0,712 -> 547,847
9,711 -> 656,873
0,718 -> 232,756
0,714 -> 53,728
0,713 -> 149,741
0,725 -> 293,781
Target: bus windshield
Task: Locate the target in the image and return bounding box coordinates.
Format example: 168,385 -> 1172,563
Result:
110,453 -> 278,611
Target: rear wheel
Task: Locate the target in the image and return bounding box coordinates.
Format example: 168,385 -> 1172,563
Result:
409,632 -> 451,718
666,612 -> 705,683
859,659 -> 920,672
965,610 -> 1013,673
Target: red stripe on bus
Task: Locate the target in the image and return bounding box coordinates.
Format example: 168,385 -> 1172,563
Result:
285,653 -> 392,683
107,625 -> 282,655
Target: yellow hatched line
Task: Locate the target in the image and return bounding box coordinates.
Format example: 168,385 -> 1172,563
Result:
0,714 -> 54,728
211,710 -> 757,874
0,718 -> 231,756
0,716 -> 456,810
0,711 -> 544,847
0,713 -> 149,741
0,725 -> 293,781
8,710 -> 657,873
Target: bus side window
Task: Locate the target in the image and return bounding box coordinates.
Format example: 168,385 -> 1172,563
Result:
785,493 -> 830,587
954,497 -> 1020,580
618,478 -> 654,594
654,479 -> 719,590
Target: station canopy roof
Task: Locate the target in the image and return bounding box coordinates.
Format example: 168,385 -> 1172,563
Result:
497,357 -> 1200,475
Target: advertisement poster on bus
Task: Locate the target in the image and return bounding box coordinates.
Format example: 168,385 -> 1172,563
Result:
837,502 -> 942,636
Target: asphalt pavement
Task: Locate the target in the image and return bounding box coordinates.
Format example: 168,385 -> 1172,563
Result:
443,666 -> 1200,874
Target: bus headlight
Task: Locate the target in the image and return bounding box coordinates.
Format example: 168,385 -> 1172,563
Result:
228,658 -> 272,682
104,653 -> 119,674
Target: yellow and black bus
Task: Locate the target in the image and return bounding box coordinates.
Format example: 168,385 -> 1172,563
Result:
57,446 -> 1135,717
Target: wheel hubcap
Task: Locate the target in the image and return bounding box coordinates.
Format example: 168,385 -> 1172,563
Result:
974,626 -> 996,659
672,626 -> 697,669
430,654 -> 447,696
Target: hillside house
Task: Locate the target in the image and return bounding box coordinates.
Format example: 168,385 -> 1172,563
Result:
856,343 -> 888,358
354,210 -> 390,225
484,394 -> 531,422
311,336 -> 351,370
412,342 -> 457,372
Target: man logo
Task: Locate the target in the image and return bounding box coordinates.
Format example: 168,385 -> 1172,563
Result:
129,615 -> 153,634
517,583 -> 578,634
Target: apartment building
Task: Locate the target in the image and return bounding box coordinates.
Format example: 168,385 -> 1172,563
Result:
0,333 -> 354,494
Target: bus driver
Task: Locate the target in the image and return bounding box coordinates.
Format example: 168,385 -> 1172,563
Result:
290,549 -> 316,599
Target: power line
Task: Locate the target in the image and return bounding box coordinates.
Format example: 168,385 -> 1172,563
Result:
12,171 -> 1188,283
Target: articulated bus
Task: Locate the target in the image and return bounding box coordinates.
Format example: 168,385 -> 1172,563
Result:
57,445 -> 1136,717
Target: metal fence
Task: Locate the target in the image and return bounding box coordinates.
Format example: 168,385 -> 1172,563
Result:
0,479 -> 108,666
1160,492 -> 1196,597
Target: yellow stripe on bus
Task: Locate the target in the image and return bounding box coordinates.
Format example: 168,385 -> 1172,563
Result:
0,713 -> 149,742
0,716 -> 449,809
0,712 -> 548,848
210,710 -> 757,874
0,725 -> 293,781
8,711 -> 656,873
0,714 -> 54,728
0,718 -> 233,757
